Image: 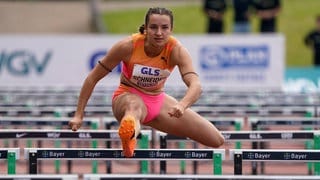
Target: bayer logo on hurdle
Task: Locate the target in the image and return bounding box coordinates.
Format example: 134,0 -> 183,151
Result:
184,151 -> 191,158
149,151 -> 156,158
78,151 -> 85,158
41,151 -> 49,158
113,150 -> 121,158
247,152 -> 255,159
284,152 -> 291,160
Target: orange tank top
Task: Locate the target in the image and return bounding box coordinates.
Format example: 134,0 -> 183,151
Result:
122,33 -> 178,90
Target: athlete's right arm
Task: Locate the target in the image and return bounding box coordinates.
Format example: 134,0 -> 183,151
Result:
69,37 -> 133,131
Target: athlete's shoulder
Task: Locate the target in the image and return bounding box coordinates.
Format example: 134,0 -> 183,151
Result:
169,35 -> 183,50
112,35 -> 134,52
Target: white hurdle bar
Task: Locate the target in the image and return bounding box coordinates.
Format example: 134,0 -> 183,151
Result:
0,174 -> 78,180
24,148 -> 225,174
230,149 -> 320,175
83,174 -> 320,180
0,129 -> 152,141
0,117 -> 100,127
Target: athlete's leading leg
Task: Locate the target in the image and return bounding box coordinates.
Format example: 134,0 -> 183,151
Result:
112,93 -> 147,157
146,94 -> 224,148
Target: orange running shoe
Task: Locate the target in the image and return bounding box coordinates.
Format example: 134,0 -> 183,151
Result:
118,115 -> 136,158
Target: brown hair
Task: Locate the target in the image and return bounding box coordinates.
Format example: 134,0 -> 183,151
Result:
139,7 -> 174,34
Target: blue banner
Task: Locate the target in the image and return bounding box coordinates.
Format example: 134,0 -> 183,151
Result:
285,67 -> 320,92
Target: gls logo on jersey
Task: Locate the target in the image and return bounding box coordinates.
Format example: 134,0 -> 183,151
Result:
89,50 -> 121,73
200,45 -> 270,70
0,50 -> 52,76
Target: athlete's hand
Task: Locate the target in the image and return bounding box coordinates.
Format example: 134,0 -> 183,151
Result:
68,117 -> 83,131
168,103 -> 185,118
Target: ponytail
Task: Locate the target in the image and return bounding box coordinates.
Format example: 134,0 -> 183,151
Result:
139,24 -> 145,34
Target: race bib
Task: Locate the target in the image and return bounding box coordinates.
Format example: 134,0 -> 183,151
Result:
130,64 -> 171,88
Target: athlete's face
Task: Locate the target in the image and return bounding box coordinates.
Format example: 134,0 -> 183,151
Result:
146,14 -> 172,47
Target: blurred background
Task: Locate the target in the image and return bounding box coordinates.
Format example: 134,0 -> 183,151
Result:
1,0 -> 319,67
1,0 -> 320,92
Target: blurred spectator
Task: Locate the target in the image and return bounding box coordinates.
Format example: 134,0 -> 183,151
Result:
304,15 -> 320,66
233,0 -> 252,33
252,0 -> 281,33
203,0 -> 227,33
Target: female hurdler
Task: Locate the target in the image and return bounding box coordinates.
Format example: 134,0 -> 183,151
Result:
69,7 -> 224,157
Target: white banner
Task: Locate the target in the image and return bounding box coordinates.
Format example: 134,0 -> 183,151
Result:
0,34 -> 284,91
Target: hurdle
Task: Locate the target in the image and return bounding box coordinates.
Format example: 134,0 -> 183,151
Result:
102,117 -> 153,174
24,148 -> 225,175
250,117 -> 320,175
0,105 -> 114,117
162,130 -> 319,145
156,118 -> 242,175
0,174 -> 78,180
0,117 -> 99,127
0,129 -> 151,140
192,106 -> 315,117
83,174 -> 320,180
249,117 -> 320,128
0,129 -> 151,174
162,130 -> 320,175
0,148 -> 19,174
230,149 -> 320,175
0,117 -> 100,174
102,117 -> 242,174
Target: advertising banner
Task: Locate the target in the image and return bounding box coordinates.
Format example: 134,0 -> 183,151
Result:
285,67 -> 320,92
0,34 -> 285,91
173,34 -> 285,91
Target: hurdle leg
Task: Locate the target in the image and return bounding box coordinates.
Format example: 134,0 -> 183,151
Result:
160,135 -> 167,174
54,126 -> 61,174
139,134 -> 149,174
54,111 -> 62,174
235,121 -> 242,149
305,127 -> 313,175
251,123 -> 258,175
314,133 -> 320,175
91,122 -> 99,174
192,142 -> 198,174
178,141 -> 186,174
105,123 -> 112,173
213,152 -> 222,175
234,152 -> 242,175
7,152 -> 16,174
29,152 -> 38,174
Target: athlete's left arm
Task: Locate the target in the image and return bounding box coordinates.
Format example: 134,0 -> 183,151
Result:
171,44 -> 203,110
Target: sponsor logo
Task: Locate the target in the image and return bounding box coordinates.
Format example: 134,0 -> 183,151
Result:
42,151 -> 49,158
0,50 -> 52,76
16,133 -> 27,138
131,64 -> 170,88
78,151 -> 85,158
89,50 -> 106,70
49,151 -> 65,158
47,132 -> 60,138
288,153 -> 307,160
88,50 -> 121,73
113,151 -> 121,158
84,151 -> 101,158
249,133 -> 262,139
78,132 -> 92,138
200,45 -> 269,69
281,132 -> 293,139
